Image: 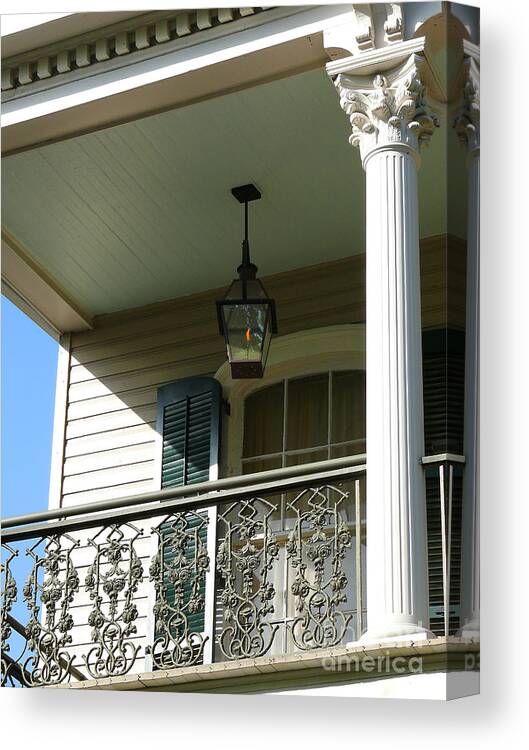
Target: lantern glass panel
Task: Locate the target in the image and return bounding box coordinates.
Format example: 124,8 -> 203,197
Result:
222,302 -> 270,364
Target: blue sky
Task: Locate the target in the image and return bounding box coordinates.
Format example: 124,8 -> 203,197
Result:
1,295 -> 58,518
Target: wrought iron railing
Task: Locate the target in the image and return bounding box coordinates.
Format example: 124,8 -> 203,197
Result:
1,456 -> 366,687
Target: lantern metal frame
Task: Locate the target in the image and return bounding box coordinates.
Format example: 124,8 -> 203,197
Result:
216,184 -> 278,379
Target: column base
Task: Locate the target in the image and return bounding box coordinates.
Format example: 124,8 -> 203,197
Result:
457,616 -> 480,639
355,620 -> 434,645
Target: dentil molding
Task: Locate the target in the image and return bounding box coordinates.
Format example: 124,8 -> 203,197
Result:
1,8 -> 270,94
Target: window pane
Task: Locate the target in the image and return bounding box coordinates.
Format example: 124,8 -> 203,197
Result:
331,440 -> 366,457
331,370 -> 366,446
243,382 -> 284,458
242,456 -> 282,475
286,374 -> 328,451
285,449 -> 327,467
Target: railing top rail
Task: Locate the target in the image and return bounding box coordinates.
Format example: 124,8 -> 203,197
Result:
1,454 -> 366,542
421,453 -> 466,465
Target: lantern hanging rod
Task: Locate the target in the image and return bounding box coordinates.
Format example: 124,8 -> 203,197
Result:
231,183 -> 261,273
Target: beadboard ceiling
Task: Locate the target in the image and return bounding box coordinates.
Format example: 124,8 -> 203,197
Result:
1,67 -> 455,317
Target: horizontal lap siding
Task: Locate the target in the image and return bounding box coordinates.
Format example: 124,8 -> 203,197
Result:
60,237 -> 464,508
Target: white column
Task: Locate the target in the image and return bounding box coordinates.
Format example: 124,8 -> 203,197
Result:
456,59 -> 480,638
335,55 -> 438,640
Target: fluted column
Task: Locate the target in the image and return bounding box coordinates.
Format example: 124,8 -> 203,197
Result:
455,58 -> 480,638
335,55 -> 438,639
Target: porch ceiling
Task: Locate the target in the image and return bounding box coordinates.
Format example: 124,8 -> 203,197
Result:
1,67 -> 448,318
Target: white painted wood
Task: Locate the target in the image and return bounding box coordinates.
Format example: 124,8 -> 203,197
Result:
135,27 -> 150,50
175,12 -> 191,37
67,390 -> 156,422
61,460 -> 155,494
1,68 -> 369,317
114,32 -> 130,56
64,424 -> 156,458
17,62 -> 33,85
196,10 -> 213,31
364,144 -> 430,639
334,55 -> 439,640
37,57 -> 52,79
75,44 -> 91,67
1,5 -> 353,130
65,405 -> 157,440
95,39 -> 110,62
68,336 -> 224,384
0,231 -> 93,336
67,361 -> 221,404
56,50 -> 71,73
48,334 -> 71,510
154,21 -> 170,44
61,479 -> 154,506
1,67 -> 14,90
218,9 -> 235,24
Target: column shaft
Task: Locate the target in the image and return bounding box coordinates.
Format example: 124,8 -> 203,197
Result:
334,56 -> 438,642
364,146 -> 429,638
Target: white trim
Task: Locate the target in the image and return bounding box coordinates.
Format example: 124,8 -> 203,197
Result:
325,36 -> 426,77
2,6 -> 350,127
48,333 -> 71,510
1,4 -> 352,153
1,278 -> 61,340
1,230 -> 93,334
1,8 -> 278,95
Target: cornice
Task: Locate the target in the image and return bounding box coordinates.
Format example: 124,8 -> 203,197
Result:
1,8 -> 273,95
326,37 -> 426,78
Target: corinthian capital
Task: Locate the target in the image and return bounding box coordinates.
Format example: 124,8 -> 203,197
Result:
454,57 -> 480,154
334,55 -> 439,165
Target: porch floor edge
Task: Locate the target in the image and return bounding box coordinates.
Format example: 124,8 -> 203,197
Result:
44,637 -> 480,694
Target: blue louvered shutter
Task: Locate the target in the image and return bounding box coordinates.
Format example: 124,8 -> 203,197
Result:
157,377 -> 221,489
155,377 -> 221,651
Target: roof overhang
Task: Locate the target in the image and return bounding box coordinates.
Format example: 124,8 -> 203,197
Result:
1,5 -> 356,156
1,228 -> 93,338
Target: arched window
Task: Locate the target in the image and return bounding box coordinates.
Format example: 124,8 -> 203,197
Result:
242,370 -> 365,477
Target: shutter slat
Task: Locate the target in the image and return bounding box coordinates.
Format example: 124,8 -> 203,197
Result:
423,329 -> 465,635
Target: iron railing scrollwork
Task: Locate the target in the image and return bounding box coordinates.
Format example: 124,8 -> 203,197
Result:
286,484 -> 353,650
22,535 -> 80,686
216,498 -> 280,659
1,457 -> 366,687
84,524 -> 144,678
147,511 -> 210,669
1,544 -> 19,686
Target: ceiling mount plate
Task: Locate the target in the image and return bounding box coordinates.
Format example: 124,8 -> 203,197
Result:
231,183 -> 261,203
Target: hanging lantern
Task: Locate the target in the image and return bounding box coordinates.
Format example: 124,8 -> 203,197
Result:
216,184 -> 278,379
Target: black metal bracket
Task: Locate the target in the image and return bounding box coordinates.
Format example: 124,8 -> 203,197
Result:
231,183 -> 261,203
